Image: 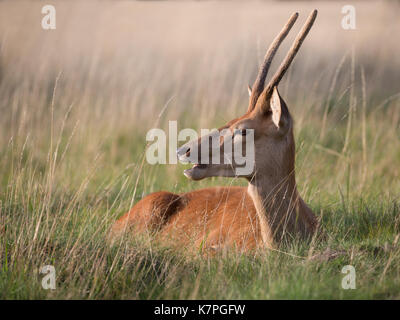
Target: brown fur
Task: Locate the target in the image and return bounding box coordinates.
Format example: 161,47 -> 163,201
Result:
111,187 -> 261,251
110,10 -> 319,251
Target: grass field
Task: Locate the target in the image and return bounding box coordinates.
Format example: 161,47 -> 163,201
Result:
1,0 -> 400,299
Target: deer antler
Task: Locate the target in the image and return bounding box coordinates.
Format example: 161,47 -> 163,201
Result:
247,12 -> 299,112
263,9 -> 318,96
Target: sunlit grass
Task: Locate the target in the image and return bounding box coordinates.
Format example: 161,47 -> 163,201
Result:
0,0 -> 399,299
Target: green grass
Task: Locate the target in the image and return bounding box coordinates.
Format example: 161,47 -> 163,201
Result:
1,119 -> 399,299
1,1 -> 400,299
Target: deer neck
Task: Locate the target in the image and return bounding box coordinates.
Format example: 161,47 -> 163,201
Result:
248,167 -> 300,247
246,137 -> 309,247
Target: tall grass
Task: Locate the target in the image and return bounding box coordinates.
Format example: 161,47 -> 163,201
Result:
0,1 -> 399,299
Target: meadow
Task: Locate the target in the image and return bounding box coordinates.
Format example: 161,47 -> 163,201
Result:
0,0 -> 400,299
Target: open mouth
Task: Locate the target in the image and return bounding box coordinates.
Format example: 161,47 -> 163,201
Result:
183,163 -> 210,180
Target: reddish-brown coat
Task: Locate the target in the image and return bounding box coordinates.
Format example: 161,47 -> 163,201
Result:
110,10 -> 320,252
111,187 -> 261,251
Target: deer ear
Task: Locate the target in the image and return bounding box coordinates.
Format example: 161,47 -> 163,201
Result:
270,86 -> 282,128
247,85 -> 252,97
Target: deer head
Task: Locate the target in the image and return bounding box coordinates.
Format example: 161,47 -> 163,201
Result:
177,10 -> 317,183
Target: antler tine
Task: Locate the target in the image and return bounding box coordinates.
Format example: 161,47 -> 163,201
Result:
263,9 -> 317,95
247,12 -> 299,112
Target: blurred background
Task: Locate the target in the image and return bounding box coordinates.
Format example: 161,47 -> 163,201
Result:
1,0 -> 400,300
0,0 -> 399,199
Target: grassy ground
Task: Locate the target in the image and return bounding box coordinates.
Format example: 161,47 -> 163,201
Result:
1,1 -> 400,299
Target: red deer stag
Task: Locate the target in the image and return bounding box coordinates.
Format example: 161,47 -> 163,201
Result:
111,10 -> 319,251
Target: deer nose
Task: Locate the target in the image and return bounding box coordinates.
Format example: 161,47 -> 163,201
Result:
176,146 -> 190,158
